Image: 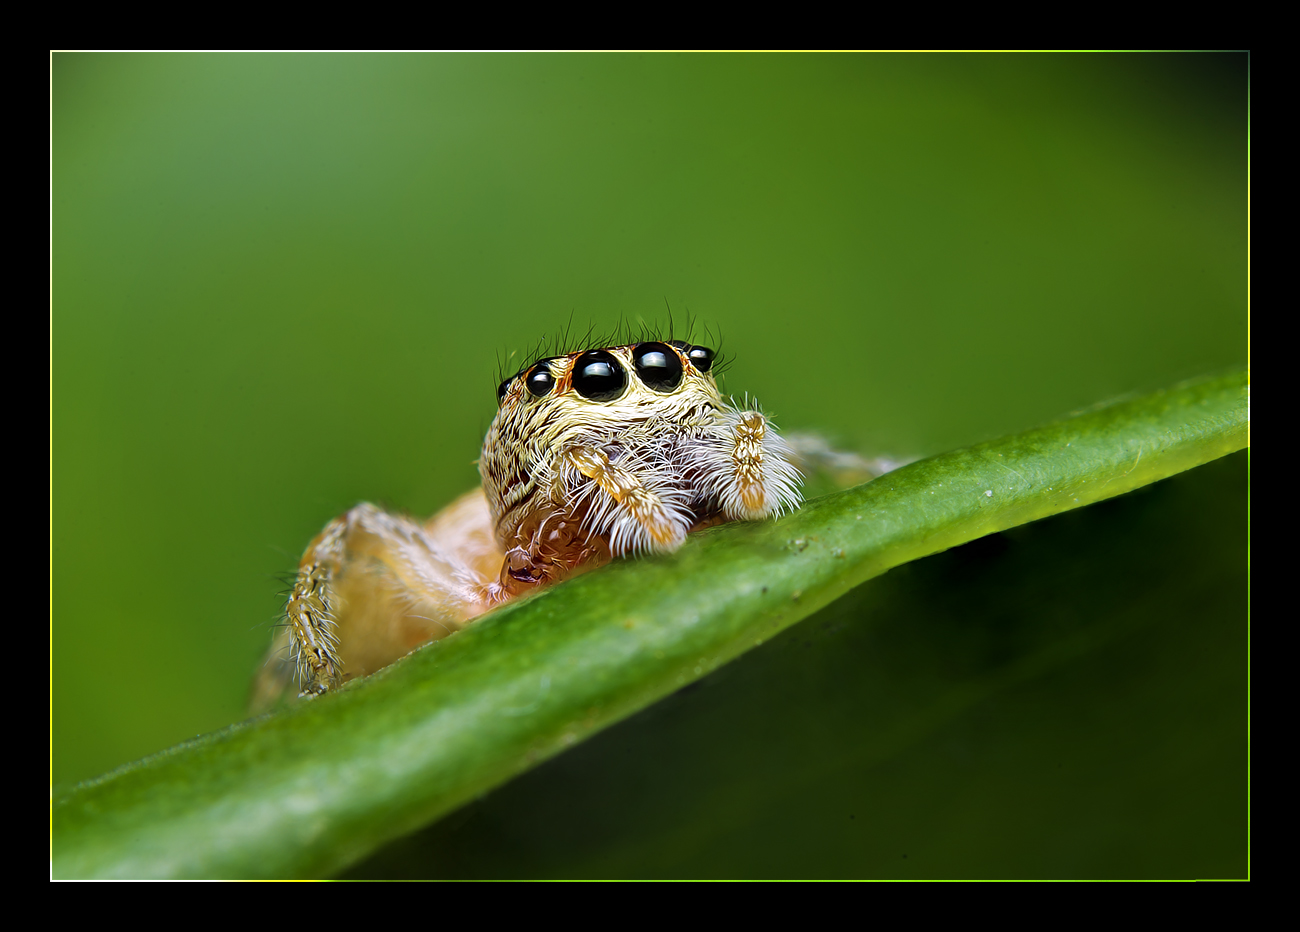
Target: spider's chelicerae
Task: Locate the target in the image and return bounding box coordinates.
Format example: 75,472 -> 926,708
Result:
254,337 -> 803,706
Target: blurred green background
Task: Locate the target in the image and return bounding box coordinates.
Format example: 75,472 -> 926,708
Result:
52,53 -> 1248,877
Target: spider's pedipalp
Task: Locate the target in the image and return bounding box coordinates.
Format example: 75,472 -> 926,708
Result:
689,404 -> 803,522
556,441 -> 694,556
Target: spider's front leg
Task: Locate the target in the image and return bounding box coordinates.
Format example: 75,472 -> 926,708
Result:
282,515 -> 347,695
253,491 -> 502,709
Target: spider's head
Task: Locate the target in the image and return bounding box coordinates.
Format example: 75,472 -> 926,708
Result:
480,340 -> 725,537
494,340 -> 719,411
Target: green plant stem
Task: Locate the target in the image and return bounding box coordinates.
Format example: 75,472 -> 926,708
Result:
52,369 -> 1249,879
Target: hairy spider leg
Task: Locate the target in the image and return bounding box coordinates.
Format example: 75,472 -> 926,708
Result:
252,490 -> 503,709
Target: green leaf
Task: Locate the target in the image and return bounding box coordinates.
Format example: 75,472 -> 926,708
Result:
51,368 -> 1249,879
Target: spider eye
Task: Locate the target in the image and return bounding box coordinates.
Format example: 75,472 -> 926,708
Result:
497,377 -> 514,403
632,342 -> 683,392
687,345 -> 715,373
572,350 -> 626,401
526,361 -> 556,397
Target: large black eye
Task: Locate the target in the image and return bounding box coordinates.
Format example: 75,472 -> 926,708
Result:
632,342 -> 683,392
686,345 -> 714,373
572,350 -> 626,401
526,361 -> 556,397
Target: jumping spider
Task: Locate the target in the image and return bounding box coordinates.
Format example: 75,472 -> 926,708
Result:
253,338 -> 802,707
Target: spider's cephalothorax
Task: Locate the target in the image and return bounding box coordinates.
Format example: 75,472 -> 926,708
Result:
480,341 -> 801,599
252,338 -> 801,707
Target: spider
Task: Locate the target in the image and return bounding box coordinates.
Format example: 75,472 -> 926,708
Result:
253,337 -> 803,708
